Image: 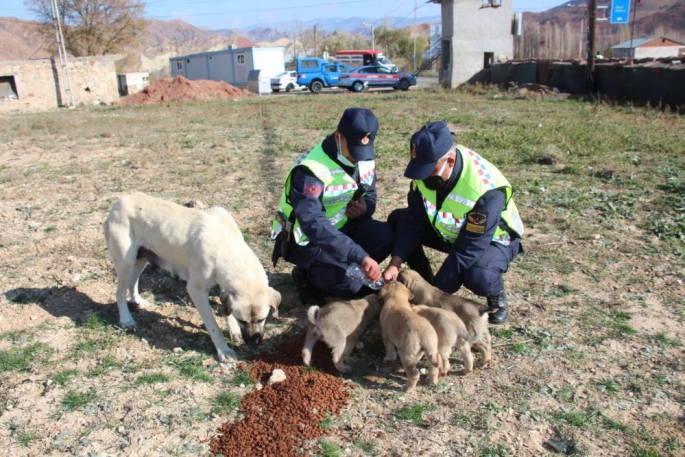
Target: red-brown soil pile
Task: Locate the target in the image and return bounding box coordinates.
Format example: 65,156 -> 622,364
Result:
210,332 -> 350,457
121,75 -> 250,105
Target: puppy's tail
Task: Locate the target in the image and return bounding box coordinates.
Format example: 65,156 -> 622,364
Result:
307,305 -> 321,325
479,306 -> 498,316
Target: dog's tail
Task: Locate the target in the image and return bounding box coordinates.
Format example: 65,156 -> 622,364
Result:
307,305 -> 321,325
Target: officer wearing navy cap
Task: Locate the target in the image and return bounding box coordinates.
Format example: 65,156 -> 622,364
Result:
271,108 -> 393,304
382,121 -> 524,324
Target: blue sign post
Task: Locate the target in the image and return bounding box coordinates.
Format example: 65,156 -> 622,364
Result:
610,0 -> 631,24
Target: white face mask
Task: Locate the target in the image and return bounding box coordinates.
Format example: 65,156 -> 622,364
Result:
337,136 -> 356,168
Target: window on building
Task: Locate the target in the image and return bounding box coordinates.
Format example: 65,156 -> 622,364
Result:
482,0 -> 501,7
176,62 -> 183,70
237,54 -> 245,65
0,76 -> 18,99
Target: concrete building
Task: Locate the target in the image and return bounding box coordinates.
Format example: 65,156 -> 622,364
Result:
431,0 -> 514,88
117,72 -> 150,96
170,46 -> 285,87
612,37 -> 684,60
0,55 -> 120,112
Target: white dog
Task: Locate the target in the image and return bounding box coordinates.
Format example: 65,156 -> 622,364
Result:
103,193 -> 281,363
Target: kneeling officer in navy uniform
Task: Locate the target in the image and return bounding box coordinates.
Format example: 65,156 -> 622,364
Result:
271,108 -> 393,305
382,121 -> 524,324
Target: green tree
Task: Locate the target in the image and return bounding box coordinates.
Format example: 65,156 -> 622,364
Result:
24,0 -> 146,57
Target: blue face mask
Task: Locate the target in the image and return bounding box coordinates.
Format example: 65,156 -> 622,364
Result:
337,137 -> 356,168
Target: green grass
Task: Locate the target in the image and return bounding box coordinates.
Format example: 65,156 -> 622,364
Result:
135,373 -> 171,385
212,392 -> 241,416
16,431 -> 40,447
394,403 -> 435,427
88,356 -> 121,377
355,439 -> 376,454
596,378 -> 620,393
167,355 -> 213,382
53,368 -> 80,385
230,369 -> 255,387
0,342 -> 51,372
320,412 -> 334,430
62,389 -> 97,411
317,440 -> 341,457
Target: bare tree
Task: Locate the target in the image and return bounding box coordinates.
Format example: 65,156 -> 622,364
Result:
25,0 -> 146,57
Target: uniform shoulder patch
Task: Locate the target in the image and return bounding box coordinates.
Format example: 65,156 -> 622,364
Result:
465,210 -> 488,235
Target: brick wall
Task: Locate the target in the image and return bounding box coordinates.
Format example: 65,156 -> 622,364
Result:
0,55 -> 120,112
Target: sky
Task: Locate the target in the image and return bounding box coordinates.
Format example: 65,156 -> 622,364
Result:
1,0 -> 569,30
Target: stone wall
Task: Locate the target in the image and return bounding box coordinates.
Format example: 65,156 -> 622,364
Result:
0,55 -> 120,112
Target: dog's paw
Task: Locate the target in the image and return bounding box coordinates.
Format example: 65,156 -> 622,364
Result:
119,318 -> 137,330
383,353 -> 398,362
216,348 -> 238,364
334,363 -> 352,373
132,298 -> 152,309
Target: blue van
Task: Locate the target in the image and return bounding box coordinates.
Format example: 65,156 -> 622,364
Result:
296,58 -> 353,93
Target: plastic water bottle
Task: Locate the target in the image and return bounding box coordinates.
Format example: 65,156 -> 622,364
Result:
345,263 -> 384,290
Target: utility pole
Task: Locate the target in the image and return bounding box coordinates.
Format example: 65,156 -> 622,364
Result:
629,0 -> 639,64
362,22 -> 375,50
51,0 -> 75,107
413,0 -> 417,72
313,25 -> 318,57
587,0 -> 597,90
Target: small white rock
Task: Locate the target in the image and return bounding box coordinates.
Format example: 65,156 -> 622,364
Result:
268,369 -> 287,385
173,347 -> 183,353
419,368 -> 427,375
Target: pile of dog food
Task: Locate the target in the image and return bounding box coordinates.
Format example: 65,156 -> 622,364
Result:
209,332 -> 349,456
120,75 -> 250,105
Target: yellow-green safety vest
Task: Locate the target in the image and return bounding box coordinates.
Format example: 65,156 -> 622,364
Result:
271,143 -> 376,245
413,145 -> 524,245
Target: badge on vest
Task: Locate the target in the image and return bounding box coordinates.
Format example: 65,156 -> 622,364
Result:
465,211 -> 488,235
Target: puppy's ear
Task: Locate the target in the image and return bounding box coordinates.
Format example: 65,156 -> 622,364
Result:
268,287 -> 281,318
220,291 -> 233,315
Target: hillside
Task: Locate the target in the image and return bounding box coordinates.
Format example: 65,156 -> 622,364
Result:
0,17 -> 254,76
520,0 -> 685,59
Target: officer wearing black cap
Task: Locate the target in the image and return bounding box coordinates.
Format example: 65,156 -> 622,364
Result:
271,108 -> 393,304
382,121 -> 524,324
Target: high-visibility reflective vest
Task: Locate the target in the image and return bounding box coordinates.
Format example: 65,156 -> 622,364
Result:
271,142 -> 375,245
413,145 -> 524,245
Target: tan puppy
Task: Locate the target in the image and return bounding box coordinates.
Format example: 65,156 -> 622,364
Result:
302,294 -> 382,373
103,193 -> 281,363
378,281 -> 441,393
398,269 -> 492,368
412,305 -> 475,376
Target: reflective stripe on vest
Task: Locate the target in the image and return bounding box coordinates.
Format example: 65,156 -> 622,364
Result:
271,143 -> 376,245
413,145 -> 524,245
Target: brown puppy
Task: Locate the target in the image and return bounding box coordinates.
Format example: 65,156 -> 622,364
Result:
302,294 -> 382,373
412,305 -> 475,376
378,281 -> 441,393
398,269 -> 492,368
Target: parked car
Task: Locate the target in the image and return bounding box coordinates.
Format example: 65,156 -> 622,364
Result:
296,58 -> 353,93
271,71 -> 305,92
338,65 -> 417,92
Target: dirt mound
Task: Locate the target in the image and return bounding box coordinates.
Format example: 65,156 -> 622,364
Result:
210,332 -> 350,457
121,75 -> 250,105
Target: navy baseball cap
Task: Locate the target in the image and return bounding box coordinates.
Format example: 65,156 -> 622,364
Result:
337,108 -> 379,161
404,121 -> 455,179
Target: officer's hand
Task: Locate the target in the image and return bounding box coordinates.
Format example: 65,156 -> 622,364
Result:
345,199 -> 367,219
360,256 -> 381,282
382,265 -> 399,283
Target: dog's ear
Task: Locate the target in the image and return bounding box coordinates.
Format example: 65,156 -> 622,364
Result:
268,287 -> 281,318
220,290 -> 233,315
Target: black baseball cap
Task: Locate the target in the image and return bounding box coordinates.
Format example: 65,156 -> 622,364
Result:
337,108 -> 379,161
404,121 -> 455,179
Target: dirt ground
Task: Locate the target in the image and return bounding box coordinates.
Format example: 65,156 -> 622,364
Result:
0,87 -> 683,457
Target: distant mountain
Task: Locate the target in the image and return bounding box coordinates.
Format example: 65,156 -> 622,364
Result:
230,15 -> 442,35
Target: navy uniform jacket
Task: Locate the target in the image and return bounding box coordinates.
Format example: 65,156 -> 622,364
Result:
392,151 -> 511,278
273,134 -> 377,266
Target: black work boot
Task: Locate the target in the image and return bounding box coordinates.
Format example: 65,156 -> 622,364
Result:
487,290 -> 509,325
407,247 -> 434,283
291,266 -> 325,306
